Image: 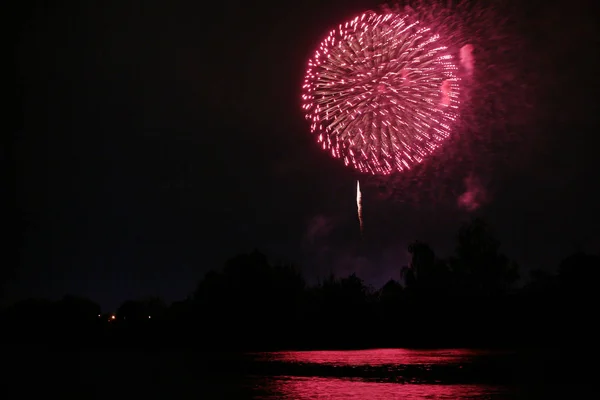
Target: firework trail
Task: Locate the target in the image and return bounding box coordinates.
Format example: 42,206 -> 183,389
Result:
302,8 -> 461,175
356,180 -> 363,235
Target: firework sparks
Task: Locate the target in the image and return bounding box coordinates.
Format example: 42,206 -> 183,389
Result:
356,180 -> 363,235
302,9 -> 461,175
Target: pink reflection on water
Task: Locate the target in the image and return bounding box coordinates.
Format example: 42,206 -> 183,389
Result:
257,376 -> 509,399
256,348 -> 499,366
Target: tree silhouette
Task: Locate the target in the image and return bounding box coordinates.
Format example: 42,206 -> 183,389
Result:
524,269 -> 558,295
192,250 -> 305,349
117,297 -> 165,322
57,295 -> 101,321
558,252 -> 600,297
556,252 -> 599,344
452,218 -> 519,294
5,218 -> 596,350
378,279 -> 404,337
401,241 -> 434,290
401,241 -> 452,295
379,279 -> 403,303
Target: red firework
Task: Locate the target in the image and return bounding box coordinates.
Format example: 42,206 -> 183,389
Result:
301,9 -> 461,175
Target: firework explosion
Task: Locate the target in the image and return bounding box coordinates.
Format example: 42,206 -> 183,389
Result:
301,9 -> 462,175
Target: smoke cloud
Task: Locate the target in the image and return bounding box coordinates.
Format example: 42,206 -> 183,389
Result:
457,175 -> 487,211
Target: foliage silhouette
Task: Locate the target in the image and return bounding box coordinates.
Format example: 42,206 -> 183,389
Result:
2,219 -> 597,350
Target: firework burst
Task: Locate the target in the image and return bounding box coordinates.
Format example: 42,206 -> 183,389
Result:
302,9 -> 461,175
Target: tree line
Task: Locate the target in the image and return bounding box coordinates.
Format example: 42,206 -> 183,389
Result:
3,218 -> 598,350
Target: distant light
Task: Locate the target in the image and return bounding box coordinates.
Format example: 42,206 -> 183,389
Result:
98,314 -> 101,317
111,315 -> 116,320
148,316 -> 151,319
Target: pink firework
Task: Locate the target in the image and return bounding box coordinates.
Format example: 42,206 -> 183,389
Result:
301,10 -> 461,175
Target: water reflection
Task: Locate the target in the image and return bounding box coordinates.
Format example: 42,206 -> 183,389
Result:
255,376 -> 510,399
248,349 -> 515,399
255,348 -> 502,366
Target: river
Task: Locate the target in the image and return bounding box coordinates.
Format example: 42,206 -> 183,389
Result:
6,347 -> 592,399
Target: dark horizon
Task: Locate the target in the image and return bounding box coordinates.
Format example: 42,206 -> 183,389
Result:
5,215 -> 599,313
3,217 -> 598,354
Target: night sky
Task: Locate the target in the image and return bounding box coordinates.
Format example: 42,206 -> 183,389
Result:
11,0 -> 600,311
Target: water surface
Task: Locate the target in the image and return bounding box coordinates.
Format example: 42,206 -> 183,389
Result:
6,347 -> 591,399
242,348 -> 588,399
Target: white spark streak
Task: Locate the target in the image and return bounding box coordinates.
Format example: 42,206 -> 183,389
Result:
356,180 -> 363,235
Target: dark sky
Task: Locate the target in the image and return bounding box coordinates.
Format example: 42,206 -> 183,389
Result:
10,0 -> 600,311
